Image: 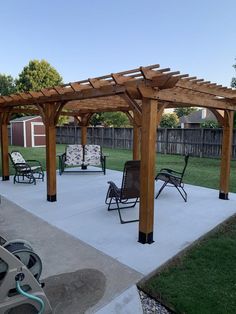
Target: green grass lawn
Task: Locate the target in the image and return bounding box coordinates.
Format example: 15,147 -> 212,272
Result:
5,145 -> 236,192
4,145 -> 236,313
140,215 -> 236,314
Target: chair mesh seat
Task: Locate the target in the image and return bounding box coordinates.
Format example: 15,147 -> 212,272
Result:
105,160 -> 140,224
155,154 -> 189,202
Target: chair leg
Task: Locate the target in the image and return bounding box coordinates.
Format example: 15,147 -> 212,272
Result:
176,185 -> 187,202
102,158 -> 106,175
106,195 -> 139,223
107,197 -> 115,211
116,199 -> 139,224
155,181 -> 168,199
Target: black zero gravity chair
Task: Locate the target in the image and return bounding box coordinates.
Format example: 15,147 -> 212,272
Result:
9,151 -> 44,185
155,154 -> 189,202
105,160 -> 140,224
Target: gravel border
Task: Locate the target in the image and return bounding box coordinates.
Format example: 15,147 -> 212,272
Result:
139,290 -> 171,314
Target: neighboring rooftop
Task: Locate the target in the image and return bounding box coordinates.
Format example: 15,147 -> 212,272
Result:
180,109 -> 217,124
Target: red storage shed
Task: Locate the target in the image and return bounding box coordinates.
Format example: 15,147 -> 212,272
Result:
10,116 -> 46,147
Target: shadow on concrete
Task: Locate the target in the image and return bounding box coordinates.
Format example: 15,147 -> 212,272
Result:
7,269 -> 106,314
44,268 -> 106,313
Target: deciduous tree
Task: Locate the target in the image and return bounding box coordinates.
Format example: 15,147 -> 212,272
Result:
16,59 -> 63,92
231,60 -> 236,127
174,107 -> 197,118
0,74 -> 16,95
15,60 -> 67,124
90,112 -> 130,127
160,113 -> 179,128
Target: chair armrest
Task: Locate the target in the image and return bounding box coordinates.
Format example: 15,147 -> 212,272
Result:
57,153 -> 66,175
57,153 -> 66,164
14,162 -> 31,171
168,173 -> 182,179
107,181 -> 120,197
101,154 -> 107,161
159,168 -> 182,175
155,170 -> 182,182
26,159 -> 42,167
57,152 -> 66,159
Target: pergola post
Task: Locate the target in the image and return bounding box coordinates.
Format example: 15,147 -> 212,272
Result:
81,126 -> 87,145
138,98 -> 157,244
80,113 -> 92,146
46,124 -> 57,201
219,110 -> 234,200
133,124 -> 140,160
44,104 -> 58,202
0,112 -> 10,181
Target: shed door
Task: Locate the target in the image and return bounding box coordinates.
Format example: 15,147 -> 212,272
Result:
31,122 -> 46,147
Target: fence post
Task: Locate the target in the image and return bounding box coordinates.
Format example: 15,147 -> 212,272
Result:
200,128 -> 204,158
101,127 -> 104,146
92,127 -> 95,144
164,128 -> 168,154
60,126 -> 62,144
112,128 -> 115,149
181,128 -> 185,155
74,126 -> 76,144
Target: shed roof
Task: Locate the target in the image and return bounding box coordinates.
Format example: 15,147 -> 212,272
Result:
10,115 -> 41,122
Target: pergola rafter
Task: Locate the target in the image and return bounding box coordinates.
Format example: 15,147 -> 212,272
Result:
0,63 -> 235,244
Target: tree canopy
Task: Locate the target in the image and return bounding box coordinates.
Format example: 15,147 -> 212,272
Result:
90,112 -> 130,127
174,107 -> 197,118
231,60 -> 236,127
160,113 -> 179,128
200,120 -> 219,128
16,59 -> 63,92
0,74 -> 16,96
231,60 -> 236,88
14,59 -> 67,124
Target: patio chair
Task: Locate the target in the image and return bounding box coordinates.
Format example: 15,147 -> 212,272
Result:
58,144 -> 106,175
84,144 -> 106,174
105,160 -> 140,224
58,144 -> 83,175
155,154 -> 189,202
9,151 -> 44,185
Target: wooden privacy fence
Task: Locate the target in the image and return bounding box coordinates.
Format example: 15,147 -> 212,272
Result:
56,126 -> 236,159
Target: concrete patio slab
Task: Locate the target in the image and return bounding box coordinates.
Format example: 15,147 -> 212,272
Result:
0,168 -> 235,276
0,167 -> 236,312
96,285 -> 143,314
0,197 -> 142,313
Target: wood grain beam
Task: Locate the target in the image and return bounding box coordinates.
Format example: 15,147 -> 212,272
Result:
0,85 -> 127,107
0,111 -> 11,181
177,80 -> 236,98
209,109 -> 224,125
138,98 -> 157,244
152,88 -> 235,110
81,126 -> 87,145
219,110 -> 234,200
133,124 -> 140,160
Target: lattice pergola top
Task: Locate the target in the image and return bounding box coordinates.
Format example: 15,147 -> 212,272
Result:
0,64 -> 236,113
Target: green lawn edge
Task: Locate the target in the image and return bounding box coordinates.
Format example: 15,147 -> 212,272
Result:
5,145 -> 236,193
139,214 -> 236,314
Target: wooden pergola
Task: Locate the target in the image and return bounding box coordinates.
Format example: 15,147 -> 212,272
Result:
0,64 -> 236,244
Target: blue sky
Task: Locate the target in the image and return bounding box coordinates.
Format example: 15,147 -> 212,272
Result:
0,0 -> 235,86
